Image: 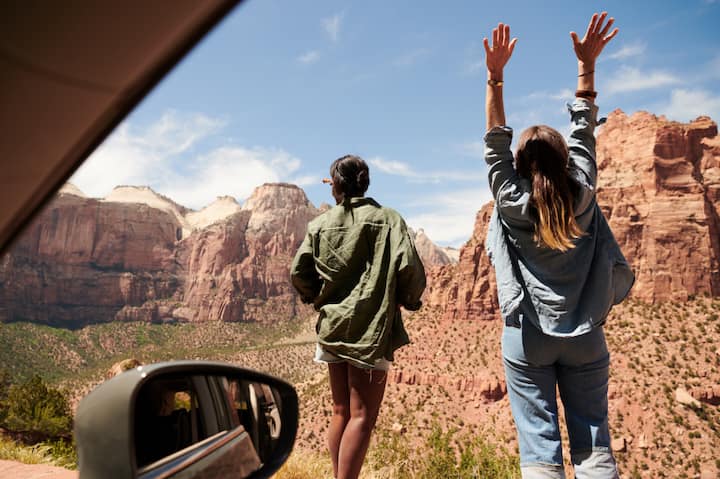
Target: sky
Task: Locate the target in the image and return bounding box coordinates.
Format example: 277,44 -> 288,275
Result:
70,0 -> 720,247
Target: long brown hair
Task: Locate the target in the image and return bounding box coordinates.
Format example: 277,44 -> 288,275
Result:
515,125 -> 583,251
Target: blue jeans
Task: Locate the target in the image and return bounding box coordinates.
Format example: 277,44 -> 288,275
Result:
502,320 -> 619,479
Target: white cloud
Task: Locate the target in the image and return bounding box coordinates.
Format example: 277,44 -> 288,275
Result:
523,89 -> 575,102
507,109 -> 547,133
406,188 -> 493,247
607,42 -> 646,61
465,60 -> 484,74
289,174 -> 321,187
606,66 -> 680,94
462,42 -> 485,75
161,147 -> 302,209
368,156 -> 484,183
297,50 -> 320,65
706,55 -> 720,79
71,111 -> 307,209
143,111 -> 225,155
71,112 -> 224,199
369,157 -> 415,176
323,13 -> 343,42
659,88 -> 720,122
456,141 -> 484,159
394,48 -> 431,67
551,89 -> 575,101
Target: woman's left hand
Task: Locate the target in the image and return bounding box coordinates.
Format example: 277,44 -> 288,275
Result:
570,12 -> 619,67
484,23 -> 517,79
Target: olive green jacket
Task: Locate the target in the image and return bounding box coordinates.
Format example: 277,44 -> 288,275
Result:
290,197 -> 426,368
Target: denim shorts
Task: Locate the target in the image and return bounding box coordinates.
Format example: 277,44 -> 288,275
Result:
314,343 -> 392,371
502,320 -> 619,479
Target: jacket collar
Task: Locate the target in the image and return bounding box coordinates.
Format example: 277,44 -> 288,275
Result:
342,196 -> 380,208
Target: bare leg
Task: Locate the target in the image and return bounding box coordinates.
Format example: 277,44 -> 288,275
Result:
328,363 -> 350,478
336,365 -> 387,479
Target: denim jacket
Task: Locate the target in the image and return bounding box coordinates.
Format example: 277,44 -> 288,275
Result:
485,98 -> 634,336
291,197 -> 426,368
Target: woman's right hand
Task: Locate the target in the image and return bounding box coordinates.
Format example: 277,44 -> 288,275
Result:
570,12 -> 619,68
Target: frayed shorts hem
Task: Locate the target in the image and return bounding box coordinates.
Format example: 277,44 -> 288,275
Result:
314,343 -> 392,371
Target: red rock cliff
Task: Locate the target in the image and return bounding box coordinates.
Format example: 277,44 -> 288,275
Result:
0,183 -> 318,326
597,111 -> 719,302
0,191 -> 180,325
177,183 -> 319,322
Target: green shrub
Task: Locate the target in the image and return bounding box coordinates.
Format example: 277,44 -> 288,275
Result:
0,436 -> 54,465
0,368 -> 11,423
2,375 -> 72,443
419,425 -> 520,479
41,438 -> 77,469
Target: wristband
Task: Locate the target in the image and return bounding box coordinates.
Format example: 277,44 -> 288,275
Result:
487,79 -> 504,87
575,89 -> 597,99
578,70 -> 595,77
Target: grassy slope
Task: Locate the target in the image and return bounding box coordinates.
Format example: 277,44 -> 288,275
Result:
0,316 -> 313,399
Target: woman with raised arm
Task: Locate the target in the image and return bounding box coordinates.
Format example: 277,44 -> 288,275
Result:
291,155 -> 426,479
483,13 -> 634,479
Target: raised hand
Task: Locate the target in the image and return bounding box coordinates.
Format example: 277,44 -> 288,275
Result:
484,23 -> 517,79
570,12 -> 619,67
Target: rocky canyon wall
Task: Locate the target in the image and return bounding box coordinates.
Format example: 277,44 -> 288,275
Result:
0,183 -> 318,326
0,182 -> 453,327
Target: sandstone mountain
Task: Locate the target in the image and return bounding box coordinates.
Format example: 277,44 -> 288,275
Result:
598,112 -> 719,302
0,183 -> 451,327
0,183 -> 320,326
410,228 -> 458,268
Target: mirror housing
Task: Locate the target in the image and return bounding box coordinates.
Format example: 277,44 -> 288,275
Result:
75,361 -> 298,479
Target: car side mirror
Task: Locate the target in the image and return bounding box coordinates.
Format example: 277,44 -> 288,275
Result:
75,361 -> 298,479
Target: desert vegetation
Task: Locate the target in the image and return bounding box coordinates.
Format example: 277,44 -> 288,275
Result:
0,371 -> 76,468
0,295 -> 718,477
275,423 -> 519,479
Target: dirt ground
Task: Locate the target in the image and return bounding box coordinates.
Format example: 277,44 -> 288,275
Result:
0,460 -> 77,479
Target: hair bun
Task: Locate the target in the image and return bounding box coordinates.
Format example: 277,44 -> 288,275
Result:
356,169 -> 369,186
330,155 -> 370,197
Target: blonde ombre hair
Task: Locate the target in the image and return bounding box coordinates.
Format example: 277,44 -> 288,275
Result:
515,125 -> 584,251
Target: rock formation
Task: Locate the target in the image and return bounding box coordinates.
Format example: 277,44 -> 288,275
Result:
691,384 -> 720,406
387,369 -> 506,402
0,190 -> 180,325
0,181 -> 452,327
177,183 -> 319,323
410,228 -> 457,268
423,202 -> 499,320
0,183 -> 318,326
596,112 -> 720,302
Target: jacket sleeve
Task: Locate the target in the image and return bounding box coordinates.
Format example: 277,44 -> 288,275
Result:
394,220 -> 426,311
567,98 -> 600,216
484,126 -> 533,228
290,231 -> 322,304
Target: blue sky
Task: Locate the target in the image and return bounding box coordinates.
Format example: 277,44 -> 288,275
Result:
71,0 -> 720,246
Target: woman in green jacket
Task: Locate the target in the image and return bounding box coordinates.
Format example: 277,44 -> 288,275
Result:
291,155 -> 426,479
